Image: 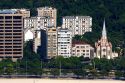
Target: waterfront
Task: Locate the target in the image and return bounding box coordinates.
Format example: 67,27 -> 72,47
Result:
0,79 -> 124,83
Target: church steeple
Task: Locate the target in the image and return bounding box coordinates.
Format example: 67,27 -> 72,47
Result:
102,19 -> 107,39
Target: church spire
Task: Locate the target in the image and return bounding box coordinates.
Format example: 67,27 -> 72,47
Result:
102,19 -> 107,39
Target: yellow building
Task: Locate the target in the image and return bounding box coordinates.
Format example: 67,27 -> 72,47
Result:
47,27 -> 57,59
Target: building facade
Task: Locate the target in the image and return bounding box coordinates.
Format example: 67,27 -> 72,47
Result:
24,16 -> 55,41
37,7 -> 57,27
47,28 -> 57,59
33,30 -> 41,53
62,16 -> 92,36
72,40 -> 94,58
11,9 -> 30,18
17,9 -> 30,18
0,9 -> 24,61
58,28 -> 72,58
95,20 -> 118,59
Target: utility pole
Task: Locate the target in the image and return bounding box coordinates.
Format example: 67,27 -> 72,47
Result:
41,59 -> 42,77
93,59 -> 95,70
26,59 -> 27,78
59,61 -> 61,77
16,61 -> 18,77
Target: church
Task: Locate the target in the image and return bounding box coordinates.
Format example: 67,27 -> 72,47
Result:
95,20 -> 118,59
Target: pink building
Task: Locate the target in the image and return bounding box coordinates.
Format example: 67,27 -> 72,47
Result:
95,20 -> 118,59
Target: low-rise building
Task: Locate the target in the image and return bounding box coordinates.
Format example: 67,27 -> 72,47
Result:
72,40 -> 94,58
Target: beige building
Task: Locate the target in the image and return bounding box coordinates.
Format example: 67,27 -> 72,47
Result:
62,16 -> 92,37
33,30 -> 41,53
0,9 -> 24,61
47,28 -> 57,59
37,7 -> 57,27
72,40 -> 94,58
95,20 -> 118,59
12,9 -> 30,18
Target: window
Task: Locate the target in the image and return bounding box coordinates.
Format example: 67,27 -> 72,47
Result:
77,50 -> 80,52
86,50 -> 89,52
103,49 -> 106,52
76,46 -> 79,48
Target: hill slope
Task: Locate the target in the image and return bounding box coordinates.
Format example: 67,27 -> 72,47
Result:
0,0 -> 125,50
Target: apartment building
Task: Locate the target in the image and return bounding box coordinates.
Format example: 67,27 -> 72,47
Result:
62,16 -> 92,36
37,7 -> 57,27
24,16 -> 55,41
72,40 -> 94,59
11,9 -> 30,18
47,27 -> 57,59
58,28 -> 72,58
0,9 -> 24,61
33,30 -> 41,53
24,17 -> 37,29
37,16 -> 55,30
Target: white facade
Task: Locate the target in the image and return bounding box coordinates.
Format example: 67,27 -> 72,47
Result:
72,41 -> 94,58
37,7 -> 57,27
24,16 -> 55,41
24,29 -> 34,41
37,17 -> 55,30
24,17 -> 55,29
34,30 -> 41,53
58,28 -> 72,58
62,16 -> 92,36
24,17 -> 37,29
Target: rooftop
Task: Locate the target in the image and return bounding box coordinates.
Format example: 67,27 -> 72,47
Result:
72,40 -> 90,47
63,16 -> 92,19
0,9 -> 17,14
58,28 -> 71,32
0,9 -> 29,14
37,6 -> 56,10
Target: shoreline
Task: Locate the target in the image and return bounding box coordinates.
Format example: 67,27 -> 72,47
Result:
0,78 -> 124,83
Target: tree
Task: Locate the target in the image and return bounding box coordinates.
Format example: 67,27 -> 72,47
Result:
50,68 -> 59,77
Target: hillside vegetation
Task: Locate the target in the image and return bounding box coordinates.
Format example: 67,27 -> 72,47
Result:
0,0 -> 125,52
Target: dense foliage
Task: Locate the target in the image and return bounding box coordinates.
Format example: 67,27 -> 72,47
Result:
0,0 -> 125,78
0,0 -> 125,53
0,40 -> 125,79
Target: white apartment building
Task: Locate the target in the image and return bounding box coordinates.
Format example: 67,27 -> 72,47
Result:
24,16 -> 55,41
37,7 -> 57,27
24,17 -> 37,29
37,16 -> 55,30
62,16 -> 92,36
72,40 -> 94,58
58,28 -> 72,58
24,16 -> 55,29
